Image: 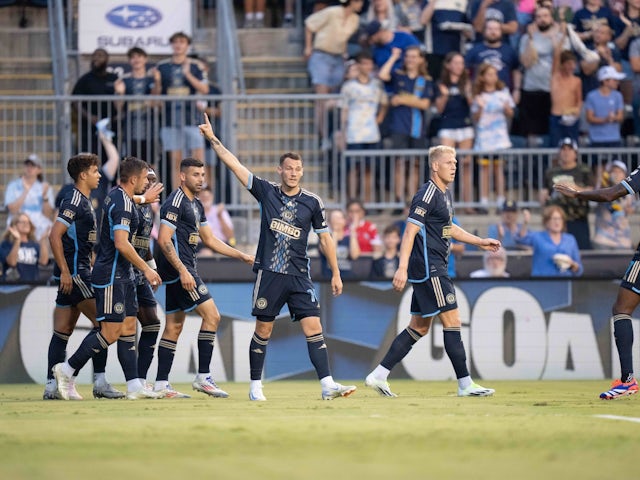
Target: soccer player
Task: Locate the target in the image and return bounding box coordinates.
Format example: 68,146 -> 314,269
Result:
153,157 -> 254,398
45,153 -> 124,400
555,173 -> 640,400
364,145 -> 498,397
199,113 -> 357,401
52,157 -> 163,400
131,168 -> 166,392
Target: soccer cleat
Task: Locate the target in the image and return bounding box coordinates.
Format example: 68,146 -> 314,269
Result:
126,386 -> 162,400
93,382 -> 126,399
155,384 -> 191,399
68,378 -> 83,400
43,379 -> 61,400
458,382 -> 495,397
249,387 -> 267,401
192,376 -> 229,398
365,373 -> 398,397
52,363 -> 71,401
600,378 -> 639,400
322,382 -> 357,400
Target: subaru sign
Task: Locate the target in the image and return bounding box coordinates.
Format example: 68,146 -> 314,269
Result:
79,0 -> 191,54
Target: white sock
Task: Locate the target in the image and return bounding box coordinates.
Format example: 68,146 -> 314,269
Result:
154,380 -> 169,391
250,380 -> 263,391
319,376 -> 336,389
458,376 -> 472,389
372,365 -> 390,381
61,362 -> 75,379
245,12 -> 255,20
94,372 -> 106,385
127,379 -> 142,392
255,12 -> 264,20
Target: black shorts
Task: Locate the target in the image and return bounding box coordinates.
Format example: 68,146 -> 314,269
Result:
518,90 -> 551,135
164,272 -> 212,314
410,276 -> 458,317
56,270 -> 94,308
390,133 -> 429,149
136,278 -> 157,308
95,280 -> 138,322
251,269 -> 320,321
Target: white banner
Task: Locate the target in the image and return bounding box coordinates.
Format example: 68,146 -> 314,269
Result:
78,0 -> 193,55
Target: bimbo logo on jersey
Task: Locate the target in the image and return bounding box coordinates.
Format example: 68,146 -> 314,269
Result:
106,4 -> 162,29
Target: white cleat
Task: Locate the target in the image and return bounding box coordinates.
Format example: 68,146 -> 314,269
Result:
192,376 -> 229,398
249,387 -> 267,401
126,386 -> 162,400
52,363 -> 71,401
322,382 -> 357,400
155,384 -> 191,399
458,382 -> 495,397
68,378 -> 83,400
365,373 -> 398,397
43,379 -> 61,400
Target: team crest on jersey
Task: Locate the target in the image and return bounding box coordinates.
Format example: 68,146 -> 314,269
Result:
114,303 -> 125,314
63,209 -> 76,220
446,293 -> 456,304
198,284 -> 208,295
88,230 -> 97,243
442,225 -> 452,238
255,297 -> 268,309
414,207 -> 426,217
282,210 -> 295,222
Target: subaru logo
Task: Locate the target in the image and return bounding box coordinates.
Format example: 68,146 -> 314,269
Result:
106,4 -> 162,29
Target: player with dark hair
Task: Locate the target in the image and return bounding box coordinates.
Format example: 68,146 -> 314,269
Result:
199,113 -> 357,401
45,154 -> 124,400
52,157 -> 163,400
153,157 -> 254,398
555,172 -> 640,399
365,145 -> 498,398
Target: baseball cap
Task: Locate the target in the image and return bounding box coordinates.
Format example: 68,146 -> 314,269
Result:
558,137 -> 578,150
24,153 -> 42,167
598,65 -> 625,82
607,159 -> 628,175
365,20 -> 382,37
501,200 -> 518,212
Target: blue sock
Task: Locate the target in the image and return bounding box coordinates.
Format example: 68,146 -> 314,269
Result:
47,330 -> 69,380
380,327 -> 422,371
156,338 -> 177,382
90,327 -> 107,376
68,330 -> 110,372
613,314 -> 634,383
197,330 -> 216,375
117,334 -> 138,381
137,322 -> 160,379
249,332 -> 269,380
444,328 -> 469,379
306,333 -> 331,379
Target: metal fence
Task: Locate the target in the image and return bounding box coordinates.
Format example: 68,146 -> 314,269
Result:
2,93 -> 639,218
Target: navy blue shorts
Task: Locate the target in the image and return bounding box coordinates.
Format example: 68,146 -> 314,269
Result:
251,269 -> 320,321
410,276 -> 458,317
620,254 -> 640,294
95,280 -> 138,322
55,270 -> 94,308
164,272 -> 211,314
136,277 -> 157,308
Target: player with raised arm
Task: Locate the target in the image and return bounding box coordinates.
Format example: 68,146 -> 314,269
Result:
153,157 -> 254,399
555,172 -> 640,399
53,157 -> 163,400
45,153 -> 123,400
199,113 -> 357,401
365,145 -> 499,397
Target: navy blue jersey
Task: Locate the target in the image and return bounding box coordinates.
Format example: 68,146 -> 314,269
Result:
157,187 -> 207,282
54,187 -> 97,278
388,72 -> 434,138
434,81 -> 472,129
133,204 -> 153,260
155,58 -> 206,126
0,240 -> 41,281
407,180 -> 454,282
92,186 -> 139,287
56,171 -> 113,231
121,73 -> 154,139
465,43 -> 520,89
249,175 -> 329,278
423,0 -> 470,56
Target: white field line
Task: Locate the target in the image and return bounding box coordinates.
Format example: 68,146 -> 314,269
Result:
594,414 -> 640,424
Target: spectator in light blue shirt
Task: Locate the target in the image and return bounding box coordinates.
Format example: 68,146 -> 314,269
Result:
516,205 -> 583,277
585,65 -> 625,147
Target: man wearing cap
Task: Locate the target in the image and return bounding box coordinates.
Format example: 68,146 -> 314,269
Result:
367,20 -> 421,76
539,137 -> 594,249
487,199 -> 528,250
4,155 -> 55,241
470,247 -> 510,277
469,0 -> 518,45
585,65 -> 625,147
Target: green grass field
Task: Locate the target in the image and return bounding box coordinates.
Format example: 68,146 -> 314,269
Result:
1,380 -> 638,480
